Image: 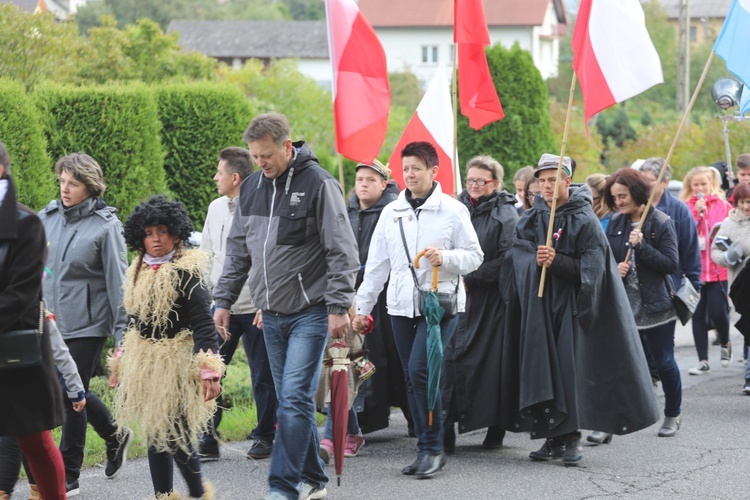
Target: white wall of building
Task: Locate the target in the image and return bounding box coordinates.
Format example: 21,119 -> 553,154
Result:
297,59 -> 333,87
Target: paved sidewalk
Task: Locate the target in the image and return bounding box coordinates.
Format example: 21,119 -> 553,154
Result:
13,322 -> 750,499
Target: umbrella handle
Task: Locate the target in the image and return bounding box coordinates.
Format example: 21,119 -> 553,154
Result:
414,250 -> 439,291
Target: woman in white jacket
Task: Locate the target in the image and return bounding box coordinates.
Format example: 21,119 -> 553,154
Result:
353,142 -> 483,479
710,182 -> 750,393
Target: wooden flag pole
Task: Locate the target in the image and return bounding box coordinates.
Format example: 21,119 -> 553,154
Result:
337,153 -> 346,197
538,72 -> 577,298
624,51 -> 715,263
452,43 -> 460,197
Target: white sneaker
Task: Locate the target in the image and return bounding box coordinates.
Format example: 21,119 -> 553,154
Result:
688,360 -> 710,375
298,482 -> 327,500
743,380 -> 750,395
721,344 -> 733,367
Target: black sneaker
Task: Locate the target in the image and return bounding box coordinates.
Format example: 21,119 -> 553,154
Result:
246,440 -> 273,459
105,427 -> 133,478
199,440 -> 220,461
66,480 -> 80,497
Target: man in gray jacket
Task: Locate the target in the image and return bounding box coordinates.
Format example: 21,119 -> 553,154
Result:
213,113 -> 358,500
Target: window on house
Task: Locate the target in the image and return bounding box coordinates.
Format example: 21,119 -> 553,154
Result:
690,26 -> 697,42
421,45 -> 439,64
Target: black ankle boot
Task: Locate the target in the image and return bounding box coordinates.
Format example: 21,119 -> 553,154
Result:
444,425 -> 456,454
562,432 -> 582,466
529,437 -> 565,461
482,425 -> 505,449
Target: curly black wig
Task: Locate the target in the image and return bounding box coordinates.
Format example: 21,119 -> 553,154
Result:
123,195 -> 194,253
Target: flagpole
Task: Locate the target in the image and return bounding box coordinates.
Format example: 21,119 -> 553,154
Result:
337,153 -> 346,196
538,72 -> 577,298
452,43 -> 460,196
624,51 -> 715,264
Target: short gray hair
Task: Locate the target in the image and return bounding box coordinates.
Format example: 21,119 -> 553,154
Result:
242,113 -> 290,146
466,155 -> 504,188
54,153 -> 106,198
639,157 -> 671,181
0,142 -> 9,175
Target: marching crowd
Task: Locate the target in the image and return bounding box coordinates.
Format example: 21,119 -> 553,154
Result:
1,111 -> 750,499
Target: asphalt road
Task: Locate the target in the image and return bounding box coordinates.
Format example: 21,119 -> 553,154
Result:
14,322 -> 750,499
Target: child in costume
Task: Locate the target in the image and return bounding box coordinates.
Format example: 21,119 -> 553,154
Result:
110,196 -> 224,499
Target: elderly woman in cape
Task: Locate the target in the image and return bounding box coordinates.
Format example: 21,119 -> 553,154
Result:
109,196 -> 224,499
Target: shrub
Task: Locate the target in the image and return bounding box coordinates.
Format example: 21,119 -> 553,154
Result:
457,42 -> 556,182
33,83 -> 166,219
154,83 -> 257,229
0,79 -> 54,210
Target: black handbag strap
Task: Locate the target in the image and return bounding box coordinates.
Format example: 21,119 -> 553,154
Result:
397,216 -> 459,294
398,217 -> 421,290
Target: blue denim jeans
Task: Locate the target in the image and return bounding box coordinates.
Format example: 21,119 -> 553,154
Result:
322,406 -> 360,441
642,320 -> 682,418
262,306 -> 329,499
391,314 -> 458,455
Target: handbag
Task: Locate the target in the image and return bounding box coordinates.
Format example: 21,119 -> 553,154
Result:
0,301 -> 44,370
398,218 -> 458,317
666,275 -> 699,326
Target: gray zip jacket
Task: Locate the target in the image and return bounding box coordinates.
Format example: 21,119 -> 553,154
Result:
39,197 -> 128,340
213,142 -> 359,315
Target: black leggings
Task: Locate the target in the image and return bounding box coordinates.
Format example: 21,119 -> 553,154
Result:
692,281 -> 730,361
147,445 -> 204,498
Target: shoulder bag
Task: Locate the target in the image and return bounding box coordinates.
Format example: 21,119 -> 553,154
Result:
666,274 -> 699,326
397,217 -> 458,317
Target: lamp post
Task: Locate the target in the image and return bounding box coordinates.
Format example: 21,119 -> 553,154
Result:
710,77 -> 743,184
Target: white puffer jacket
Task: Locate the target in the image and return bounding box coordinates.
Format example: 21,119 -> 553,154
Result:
356,182 -> 483,318
711,207 -> 750,286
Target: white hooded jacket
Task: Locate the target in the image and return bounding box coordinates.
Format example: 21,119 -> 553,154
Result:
356,182 -> 483,318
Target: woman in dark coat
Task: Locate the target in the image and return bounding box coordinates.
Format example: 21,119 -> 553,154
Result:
0,146 -> 66,499
443,155 -> 518,451
604,168 -> 682,438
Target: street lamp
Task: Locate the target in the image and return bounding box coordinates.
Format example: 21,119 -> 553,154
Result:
710,77 -> 744,184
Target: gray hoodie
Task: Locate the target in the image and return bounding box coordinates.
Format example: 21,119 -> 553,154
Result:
39,197 -> 128,340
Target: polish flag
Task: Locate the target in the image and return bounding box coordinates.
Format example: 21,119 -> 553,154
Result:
325,0 -> 390,164
572,0 -> 663,123
388,65 -> 456,195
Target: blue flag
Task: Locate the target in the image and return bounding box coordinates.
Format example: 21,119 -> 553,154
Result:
714,0 -> 750,91
741,85 -> 750,120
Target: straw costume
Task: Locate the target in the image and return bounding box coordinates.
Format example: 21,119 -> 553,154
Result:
110,196 -> 223,499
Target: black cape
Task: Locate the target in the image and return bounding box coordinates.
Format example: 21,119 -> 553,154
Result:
498,185 -> 659,438
443,190 -> 518,433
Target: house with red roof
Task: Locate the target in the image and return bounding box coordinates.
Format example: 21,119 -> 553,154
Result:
358,0 -> 567,85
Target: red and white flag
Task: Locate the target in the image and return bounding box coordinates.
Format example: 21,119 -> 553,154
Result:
454,0 -> 504,130
388,65 -> 456,195
572,0 -> 663,123
325,0 -> 390,163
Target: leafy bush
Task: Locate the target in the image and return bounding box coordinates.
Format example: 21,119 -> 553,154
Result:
33,83 -> 166,219
0,79 -> 55,210
457,42 -> 556,182
155,83 -> 257,229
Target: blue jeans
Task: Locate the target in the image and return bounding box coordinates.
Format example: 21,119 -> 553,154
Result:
262,306 -> 329,499
322,406 -> 360,441
391,315 -> 458,455
642,321 -> 682,418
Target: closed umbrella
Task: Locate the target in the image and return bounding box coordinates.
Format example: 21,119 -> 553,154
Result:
328,339 -> 350,485
415,251 -> 445,427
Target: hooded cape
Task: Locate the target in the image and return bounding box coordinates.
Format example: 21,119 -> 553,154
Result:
499,185 -> 659,438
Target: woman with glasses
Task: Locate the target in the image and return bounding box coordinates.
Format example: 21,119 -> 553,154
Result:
522,175 -> 541,212
442,156 -> 518,453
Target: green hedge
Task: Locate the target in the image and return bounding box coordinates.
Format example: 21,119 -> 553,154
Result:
457,42 -> 556,182
155,83 -> 257,230
0,79 -> 54,210
33,83 -> 166,219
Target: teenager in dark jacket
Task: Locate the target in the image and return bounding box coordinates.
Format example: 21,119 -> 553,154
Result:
442,155 -> 518,453
344,166 -> 411,437
604,168 -> 682,438
0,143 -> 66,499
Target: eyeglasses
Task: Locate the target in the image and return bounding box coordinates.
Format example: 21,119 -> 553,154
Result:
466,178 -> 493,186
527,192 -> 541,200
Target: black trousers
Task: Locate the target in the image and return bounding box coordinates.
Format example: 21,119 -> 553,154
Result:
148,445 -> 204,497
60,337 -> 119,483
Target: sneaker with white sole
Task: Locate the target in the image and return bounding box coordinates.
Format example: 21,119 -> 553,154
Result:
743,379 -> 750,395
688,360 -> 710,375
105,427 -> 133,478
298,482 -> 327,500
721,344 -> 733,367
344,433 -> 365,457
